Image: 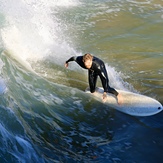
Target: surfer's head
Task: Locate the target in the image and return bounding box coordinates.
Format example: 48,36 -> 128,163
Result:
83,53 -> 93,69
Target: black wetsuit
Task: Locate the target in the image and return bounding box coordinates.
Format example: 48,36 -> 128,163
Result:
66,56 -> 118,96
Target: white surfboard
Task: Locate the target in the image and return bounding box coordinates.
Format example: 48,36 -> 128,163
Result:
85,87 -> 163,116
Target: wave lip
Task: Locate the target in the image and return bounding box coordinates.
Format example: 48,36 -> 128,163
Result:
0,0 -> 79,72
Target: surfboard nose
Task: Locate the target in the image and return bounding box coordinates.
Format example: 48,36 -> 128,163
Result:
158,107 -> 161,110
156,104 -> 163,114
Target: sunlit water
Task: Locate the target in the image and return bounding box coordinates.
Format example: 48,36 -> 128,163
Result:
0,0 -> 163,162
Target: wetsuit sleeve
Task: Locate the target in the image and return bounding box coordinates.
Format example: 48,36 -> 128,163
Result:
65,56 -> 77,63
66,56 -> 86,69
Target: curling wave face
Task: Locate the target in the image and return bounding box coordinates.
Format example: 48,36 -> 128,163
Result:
0,0 -> 163,162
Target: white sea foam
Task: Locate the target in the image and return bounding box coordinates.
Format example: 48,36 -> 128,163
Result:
0,0 -> 79,66
105,64 -> 136,92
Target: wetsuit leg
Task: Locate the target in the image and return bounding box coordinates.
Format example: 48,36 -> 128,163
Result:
107,86 -> 118,96
88,70 -> 98,93
100,64 -> 118,96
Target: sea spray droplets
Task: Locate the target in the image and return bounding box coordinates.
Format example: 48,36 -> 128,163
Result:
0,0 -> 78,67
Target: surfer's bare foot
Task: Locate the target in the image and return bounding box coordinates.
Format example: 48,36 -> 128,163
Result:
102,92 -> 107,103
117,93 -> 123,105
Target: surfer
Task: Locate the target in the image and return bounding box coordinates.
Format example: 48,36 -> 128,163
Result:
65,53 -> 122,104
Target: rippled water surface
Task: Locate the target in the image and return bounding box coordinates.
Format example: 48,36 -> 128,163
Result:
0,0 -> 163,162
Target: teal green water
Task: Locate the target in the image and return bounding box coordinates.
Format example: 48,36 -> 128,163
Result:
0,0 -> 163,162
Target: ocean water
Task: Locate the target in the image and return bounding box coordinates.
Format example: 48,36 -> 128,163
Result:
0,0 -> 163,162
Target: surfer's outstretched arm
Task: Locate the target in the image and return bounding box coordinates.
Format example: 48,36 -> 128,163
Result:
65,56 -> 76,68
66,56 -> 76,63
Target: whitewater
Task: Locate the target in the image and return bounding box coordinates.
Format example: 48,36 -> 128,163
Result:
0,0 -> 163,162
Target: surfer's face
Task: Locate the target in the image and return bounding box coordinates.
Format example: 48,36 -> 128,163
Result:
84,59 -> 92,69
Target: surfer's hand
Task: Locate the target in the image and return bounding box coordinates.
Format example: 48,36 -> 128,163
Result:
65,62 -> 69,68
102,92 -> 107,103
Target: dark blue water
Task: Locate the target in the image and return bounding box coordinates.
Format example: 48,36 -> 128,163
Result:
0,0 -> 163,162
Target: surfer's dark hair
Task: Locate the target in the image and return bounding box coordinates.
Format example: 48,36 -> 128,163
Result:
83,53 -> 93,62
